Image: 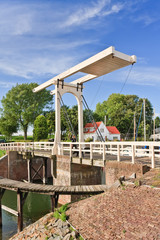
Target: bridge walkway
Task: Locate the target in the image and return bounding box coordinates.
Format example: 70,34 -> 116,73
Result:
0,178 -> 108,232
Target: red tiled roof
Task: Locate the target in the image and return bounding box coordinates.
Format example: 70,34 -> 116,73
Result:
106,126 -> 120,134
84,122 -> 102,128
84,122 -> 102,134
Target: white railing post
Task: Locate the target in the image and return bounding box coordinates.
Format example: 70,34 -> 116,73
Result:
90,143 -> 93,162
70,143 -> 72,157
79,143 -> 82,159
103,143 -> 105,161
132,144 -> 135,164
151,145 -> 155,168
117,144 -> 120,162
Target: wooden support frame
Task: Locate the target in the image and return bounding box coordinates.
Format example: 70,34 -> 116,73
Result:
27,158 -> 32,183
43,158 -> 48,184
27,156 -> 48,184
50,194 -> 59,212
17,190 -> 28,232
0,189 -> 5,227
32,164 -> 43,182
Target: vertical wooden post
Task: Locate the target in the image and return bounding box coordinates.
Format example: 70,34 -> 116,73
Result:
55,194 -> 59,208
0,189 -> 5,227
132,145 -> 135,164
50,194 -> 56,212
151,145 -> 155,168
103,144 -> 106,161
27,158 -> 32,183
70,144 -> 72,158
17,190 -> 23,232
43,158 -> 48,184
117,145 -> 120,162
79,143 -> 82,164
90,143 -> 93,165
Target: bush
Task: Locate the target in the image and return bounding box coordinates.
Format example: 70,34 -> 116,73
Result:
85,137 -> 93,142
60,212 -> 67,222
53,210 -> 60,219
33,115 -> 48,141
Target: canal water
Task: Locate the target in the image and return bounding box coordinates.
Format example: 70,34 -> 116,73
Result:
0,189 -> 51,240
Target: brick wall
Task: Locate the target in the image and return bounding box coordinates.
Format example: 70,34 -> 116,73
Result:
53,155 -> 71,204
7,151 -> 51,181
0,155 -> 8,178
105,161 -> 149,187
53,155 -> 103,204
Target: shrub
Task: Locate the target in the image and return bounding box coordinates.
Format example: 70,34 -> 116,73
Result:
33,115 -> 48,141
60,212 -> 67,222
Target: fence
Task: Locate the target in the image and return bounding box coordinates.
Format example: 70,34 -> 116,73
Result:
0,141 -> 160,168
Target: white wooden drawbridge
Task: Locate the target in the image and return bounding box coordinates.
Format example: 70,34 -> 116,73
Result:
33,46 -> 136,153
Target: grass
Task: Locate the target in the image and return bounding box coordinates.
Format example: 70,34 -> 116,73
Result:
152,173 -> 160,187
0,150 -> 6,158
53,203 -> 69,221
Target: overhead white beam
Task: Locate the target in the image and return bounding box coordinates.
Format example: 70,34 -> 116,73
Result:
70,74 -> 97,85
33,46 -> 114,92
33,46 -> 137,92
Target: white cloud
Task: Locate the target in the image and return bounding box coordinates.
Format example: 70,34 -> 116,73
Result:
0,80 -> 16,88
64,0 -> 110,27
133,15 -> 159,26
0,4 -> 33,36
109,66 -> 160,86
102,3 -> 124,16
0,55 -> 76,79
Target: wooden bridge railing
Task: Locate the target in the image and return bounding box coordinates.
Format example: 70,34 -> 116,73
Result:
0,141 -> 160,168
60,141 -> 160,168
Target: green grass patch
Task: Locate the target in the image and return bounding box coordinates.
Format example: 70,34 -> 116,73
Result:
60,212 -> 67,222
58,203 -> 68,213
53,210 -> 60,219
0,150 -> 6,158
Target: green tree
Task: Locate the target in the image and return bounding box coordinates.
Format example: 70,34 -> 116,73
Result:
0,116 -> 18,139
155,116 -> 160,129
95,93 -> 153,139
33,115 -> 48,141
45,111 -> 55,137
1,83 -> 53,140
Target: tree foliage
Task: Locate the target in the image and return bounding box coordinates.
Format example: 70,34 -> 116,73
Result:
33,115 -> 48,141
45,111 -> 55,137
1,83 -> 53,140
0,116 -> 18,139
95,93 -> 153,139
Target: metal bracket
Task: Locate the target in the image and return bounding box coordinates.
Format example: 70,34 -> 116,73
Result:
81,83 -> 83,92
77,83 -> 79,91
61,79 -> 64,89
57,79 -> 60,88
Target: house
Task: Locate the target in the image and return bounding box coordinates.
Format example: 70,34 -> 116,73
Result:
84,121 -> 120,141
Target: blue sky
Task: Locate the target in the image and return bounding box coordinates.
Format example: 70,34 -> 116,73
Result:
0,0 -> 160,119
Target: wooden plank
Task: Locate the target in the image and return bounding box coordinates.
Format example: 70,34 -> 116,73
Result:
2,205 -> 18,216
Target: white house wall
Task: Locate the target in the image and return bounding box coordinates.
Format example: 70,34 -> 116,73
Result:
84,122 -> 120,141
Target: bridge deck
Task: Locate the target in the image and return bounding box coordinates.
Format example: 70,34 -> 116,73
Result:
0,178 -> 108,195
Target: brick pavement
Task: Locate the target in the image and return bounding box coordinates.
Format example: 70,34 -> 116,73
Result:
67,185 -> 160,240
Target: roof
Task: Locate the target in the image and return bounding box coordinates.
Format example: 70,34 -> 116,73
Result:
84,122 -> 102,134
84,122 -> 102,128
106,126 -> 120,134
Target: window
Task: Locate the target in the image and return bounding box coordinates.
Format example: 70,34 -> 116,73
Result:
113,137 -> 118,140
100,128 -> 104,133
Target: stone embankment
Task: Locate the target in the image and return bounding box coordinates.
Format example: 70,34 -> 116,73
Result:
10,212 -> 82,240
